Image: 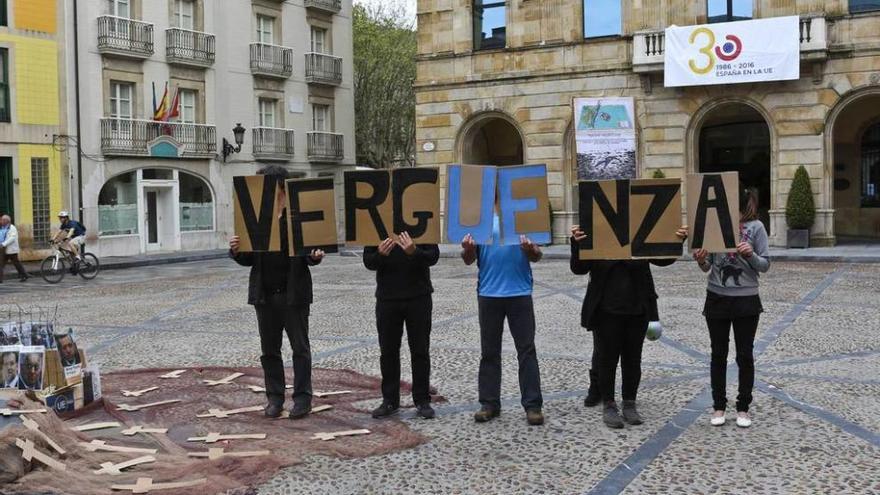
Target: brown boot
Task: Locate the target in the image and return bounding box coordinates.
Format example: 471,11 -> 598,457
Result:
526,409 -> 544,426
474,406 -> 500,423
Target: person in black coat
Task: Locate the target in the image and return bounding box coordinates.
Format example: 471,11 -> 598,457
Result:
229,165 -> 325,420
569,224 -> 686,429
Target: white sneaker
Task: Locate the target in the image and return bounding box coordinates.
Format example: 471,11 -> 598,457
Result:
736,412 -> 752,428
710,411 -> 726,426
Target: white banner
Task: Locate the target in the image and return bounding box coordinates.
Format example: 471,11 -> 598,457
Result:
573,97 -> 637,180
664,16 -> 800,88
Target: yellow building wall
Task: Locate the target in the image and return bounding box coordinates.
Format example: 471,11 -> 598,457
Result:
0,34 -> 60,125
13,0 -> 57,34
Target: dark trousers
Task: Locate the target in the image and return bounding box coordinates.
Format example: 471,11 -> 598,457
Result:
587,331 -> 601,396
477,295 -> 543,411
254,293 -> 312,407
376,294 -> 432,407
0,249 -> 27,282
707,315 -> 759,412
594,311 -> 648,403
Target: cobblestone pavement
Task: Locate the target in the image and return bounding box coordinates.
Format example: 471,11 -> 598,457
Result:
2,257 -> 879,495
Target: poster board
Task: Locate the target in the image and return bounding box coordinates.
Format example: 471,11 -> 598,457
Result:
497,164 -> 551,245
687,172 -> 740,252
286,178 -> 339,255
344,170 -> 392,247
577,180 -> 632,260
630,178 -> 683,259
445,164 -> 496,245
392,167 -> 440,244
233,175 -> 283,252
573,97 -> 637,181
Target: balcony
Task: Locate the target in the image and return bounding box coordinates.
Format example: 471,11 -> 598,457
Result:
631,16 -> 829,73
307,131 -> 344,162
305,52 -> 343,86
97,15 -> 154,59
100,118 -> 216,158
304,0 -> 341,14
166,28 -> 215,68
252,127 -> 295,161
250,42 -> 293,79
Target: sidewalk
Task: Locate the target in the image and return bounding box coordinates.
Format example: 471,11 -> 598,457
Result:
6,241 -> 879,280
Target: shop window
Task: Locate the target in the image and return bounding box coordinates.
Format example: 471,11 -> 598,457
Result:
861,122 -> 880,207
30,159 -> 50,245
142,168 -> 173,180
179,171 -> 213,231
707,0 -> 752,23
473,1 -> 506,50
850,0 -> 880,13
583,0 -> 622,38
98,172 -> 138,236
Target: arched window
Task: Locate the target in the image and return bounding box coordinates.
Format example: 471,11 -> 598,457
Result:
861,122 -> 880,207
98,172 -> 138,235
178,171 -> 214,231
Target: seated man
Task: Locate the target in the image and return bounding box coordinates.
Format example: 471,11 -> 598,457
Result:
54,211 -> 87,259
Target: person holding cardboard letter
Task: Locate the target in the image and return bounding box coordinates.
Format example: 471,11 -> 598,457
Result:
693,188 -> 770,429
461,215 -> 545,426
569,224 -> 687,429
363,232 -> 439,420
229,165 -> 325,420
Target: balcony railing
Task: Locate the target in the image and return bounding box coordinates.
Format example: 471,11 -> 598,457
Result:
304,0 -> 342,14
166,28 -> 215,68
97,15 -> 154,59
307,131 -> 344,162
632,16 -> 829,72
250,42 -> 294,79
252,127 -> 295,161
100,118 -> 216,158
305,52 -> 343,85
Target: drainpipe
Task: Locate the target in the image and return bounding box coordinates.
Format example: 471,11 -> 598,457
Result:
73,0 -> 84,220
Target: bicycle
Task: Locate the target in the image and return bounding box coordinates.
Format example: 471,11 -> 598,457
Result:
40,240 -> 100,284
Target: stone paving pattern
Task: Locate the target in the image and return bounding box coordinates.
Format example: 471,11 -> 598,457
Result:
2,257 -> 878,494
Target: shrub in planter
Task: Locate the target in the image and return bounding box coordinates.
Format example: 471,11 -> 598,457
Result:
785,165 -> 815,248
652,169 -> 666,179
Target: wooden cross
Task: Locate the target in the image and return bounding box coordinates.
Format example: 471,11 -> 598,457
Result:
111,477 -> 207,493
279,404 -> 333,419
121,386 -> 159,398
310,429 -> 371,441
15,438 -> 67,471
0,408 -> 47,416
20,415 -> 66,455
186,432 -> 267,444
202,372 -> 244,387
121,425 -> 168,437
72,421 -> 121,432
187,447 -> 271,461
80,440 -> 158,454
247,384 -> 292,393
196,404 -> 263,419
313,390 -> 353,398
157,369 -> 187,379
93,455 -> 156,476
116,399 -> 181,412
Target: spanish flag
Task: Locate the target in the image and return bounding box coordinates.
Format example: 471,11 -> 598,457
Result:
153,82 -> 169,121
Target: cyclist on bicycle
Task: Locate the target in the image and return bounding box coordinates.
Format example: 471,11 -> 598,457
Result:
53,211 -> 87,260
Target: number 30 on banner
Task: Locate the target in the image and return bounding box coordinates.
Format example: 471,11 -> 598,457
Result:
688,27 -> 744,75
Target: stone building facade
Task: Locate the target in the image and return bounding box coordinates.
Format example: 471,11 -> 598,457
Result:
415,0 -> 880,245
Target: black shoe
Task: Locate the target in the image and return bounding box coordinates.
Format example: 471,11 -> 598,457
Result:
583,389 -> 601,408
371,402 -> 399,419
288,402 -> 311,420
603,402 -> 625,429
415,402 -> 435,419
264,403 -> 283,418
473,406 -> 500,423
622,400 -> 643,425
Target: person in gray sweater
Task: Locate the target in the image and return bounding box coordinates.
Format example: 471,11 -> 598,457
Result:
694,188 -> 770,429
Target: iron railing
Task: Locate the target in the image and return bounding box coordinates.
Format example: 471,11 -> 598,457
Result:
97,15 -> 154,58
250,42 -> 293,78
305,52 -> 343,85
307,131 -> 344,162
100,118 -> 216,157
166,28 -> 215,67
252,127 -> 295,160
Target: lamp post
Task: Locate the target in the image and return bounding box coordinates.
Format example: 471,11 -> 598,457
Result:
222,123 -> 246,162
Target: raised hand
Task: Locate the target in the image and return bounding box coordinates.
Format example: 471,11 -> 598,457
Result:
736,242 -> 753,258
229,236 -> 240,255
460,233 -> 476,253
676,225 -> 689,241
396,231 -> 416,256
310,249 -> 325,262
378,238 -> 395,256
570,225 -> 588,242
693,248 -> 709,264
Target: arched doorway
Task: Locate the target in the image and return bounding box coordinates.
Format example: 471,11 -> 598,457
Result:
697,102 -> 772,233
458,113 -> 524,166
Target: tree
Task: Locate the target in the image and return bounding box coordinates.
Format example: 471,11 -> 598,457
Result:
785,165 -> 816,230
353,1 -> 416,168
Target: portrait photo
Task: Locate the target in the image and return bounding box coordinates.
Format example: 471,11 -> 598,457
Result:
0,346 -> 20,389
18,346 -> 45,391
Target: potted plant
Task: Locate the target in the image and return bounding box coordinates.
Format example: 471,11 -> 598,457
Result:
785,165 -> 815,248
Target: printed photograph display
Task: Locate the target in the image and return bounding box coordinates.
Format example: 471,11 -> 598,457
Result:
574,97 -> 637,181
18,346 -> 45,391
0,346 -> 20,389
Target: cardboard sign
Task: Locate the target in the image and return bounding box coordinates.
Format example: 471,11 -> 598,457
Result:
445,164 -> 496,245
233,175 -> 283,252
392,168 -> 441,244
578,180 -> 631,260
630,178 -> 683,258
286,178 -> 339,255
344,170 -> 392,247
497,164 -> 552,245
687,172 -> 739,252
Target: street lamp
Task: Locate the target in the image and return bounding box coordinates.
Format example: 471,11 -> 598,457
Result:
222,123 -> 246,162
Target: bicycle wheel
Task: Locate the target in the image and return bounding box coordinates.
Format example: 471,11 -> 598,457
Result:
78,253 -> 100,280
40,255 -> 67,284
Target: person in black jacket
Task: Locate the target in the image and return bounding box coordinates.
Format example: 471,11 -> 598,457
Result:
363,232 -> 439,419
569,224 -> 686,429
229,165 -> 325,420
